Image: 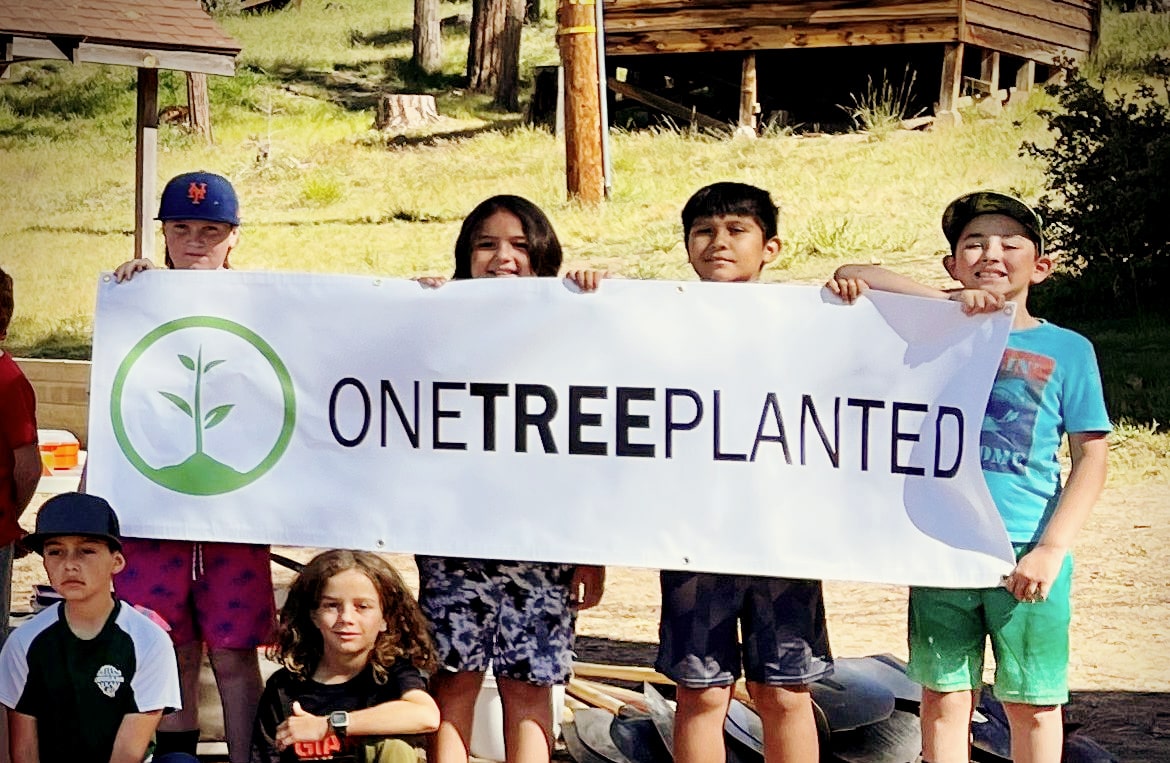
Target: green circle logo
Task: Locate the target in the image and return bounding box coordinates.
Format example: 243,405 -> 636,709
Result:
110,316 -> 296,496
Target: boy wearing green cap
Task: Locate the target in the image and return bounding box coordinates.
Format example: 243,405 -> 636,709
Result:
0,492 -> 181,763
828,192 -> 1110,763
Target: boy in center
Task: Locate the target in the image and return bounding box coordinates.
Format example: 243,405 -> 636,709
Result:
657,182 -> 833,763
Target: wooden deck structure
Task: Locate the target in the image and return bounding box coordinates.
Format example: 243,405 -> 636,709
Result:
600,0 -> 1100,128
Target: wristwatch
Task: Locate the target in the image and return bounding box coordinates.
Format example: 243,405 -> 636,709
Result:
329,710 -> 350,738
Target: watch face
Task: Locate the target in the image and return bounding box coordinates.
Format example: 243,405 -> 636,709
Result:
330,710 -> 348,727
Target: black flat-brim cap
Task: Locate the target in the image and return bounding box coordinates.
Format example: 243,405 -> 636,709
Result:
941,191 -> 1044,256
25,492 -> 122,554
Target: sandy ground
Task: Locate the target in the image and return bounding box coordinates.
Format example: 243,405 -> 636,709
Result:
12,472 -> 1169,761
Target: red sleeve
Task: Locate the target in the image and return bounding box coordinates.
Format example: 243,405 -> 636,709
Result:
0,361 -> 38,450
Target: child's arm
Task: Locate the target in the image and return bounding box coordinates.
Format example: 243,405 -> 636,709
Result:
571,565 -> 605,609
8,710 -> 37,763
1004,431 -> 1109,602
344,689 -> 440,736
11,442 -> 39,521
277,692 -> 440,747
109,710 -> 164,763
827,264 -> 1005,313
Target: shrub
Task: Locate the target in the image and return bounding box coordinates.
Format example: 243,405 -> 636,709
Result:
1023,58 -> 1170,319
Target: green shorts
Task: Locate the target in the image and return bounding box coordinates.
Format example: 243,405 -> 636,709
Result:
907,545 -> 1073,706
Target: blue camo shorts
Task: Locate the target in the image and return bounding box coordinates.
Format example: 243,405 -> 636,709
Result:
656,570 -> 833,688
416,556 -> 578,686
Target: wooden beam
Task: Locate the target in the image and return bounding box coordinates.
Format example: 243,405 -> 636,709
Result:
980,49 -> 1000,91
135,68 -> 159,262
1015,59 -> 1036,93
559,0 -> 605,203
963,24 -> 1090,65
936,41 -> 964,125
605,21 -> 960,55
9,37 -> 237,76
738,52 -> 757,134
607,77 -> 728,133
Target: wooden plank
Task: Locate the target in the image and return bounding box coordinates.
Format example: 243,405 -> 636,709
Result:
739,52 -> 757,131
607,21 -> 959,55
979,49 -> 1000,90
605,3 -> 956,34
964,0 -> 1094,31
9,37 -> 237,76
1015,59 -> 1036,92
938,41 -> 963,112
604,0 -> 954,12
963,23 -> 1091,63
965,2 -> 1092,51
607,77 -> 729,131
135,68 -> 159,264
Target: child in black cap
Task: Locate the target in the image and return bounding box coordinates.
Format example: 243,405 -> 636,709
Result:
0,492 -> 182,762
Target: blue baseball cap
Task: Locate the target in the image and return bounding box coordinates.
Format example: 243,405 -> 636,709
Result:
25,492 -> 122,553
157,171 -> 240,226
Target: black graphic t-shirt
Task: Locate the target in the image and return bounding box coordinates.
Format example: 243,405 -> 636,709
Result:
251,660 -> 427,763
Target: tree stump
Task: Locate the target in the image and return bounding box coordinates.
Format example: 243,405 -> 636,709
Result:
374,94 -> 439,130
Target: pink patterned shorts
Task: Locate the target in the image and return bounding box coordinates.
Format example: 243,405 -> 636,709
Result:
114,538 -> 276,649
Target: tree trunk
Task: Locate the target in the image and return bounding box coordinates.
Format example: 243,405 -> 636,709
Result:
186,72 -> 212,143
467,0 -> 507,93
494,0 -> 525,110
413,0 -> 442,74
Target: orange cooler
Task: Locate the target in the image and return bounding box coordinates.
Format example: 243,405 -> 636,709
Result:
37,429 -> 80,470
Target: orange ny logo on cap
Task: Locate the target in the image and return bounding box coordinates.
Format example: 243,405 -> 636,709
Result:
187,182 -> 208,204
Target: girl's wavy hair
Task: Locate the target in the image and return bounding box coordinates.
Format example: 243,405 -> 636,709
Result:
452,194 -> 563,279
268,549 -> 437,683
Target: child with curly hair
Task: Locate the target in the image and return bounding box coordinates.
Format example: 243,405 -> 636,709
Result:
250,550 -> 440,763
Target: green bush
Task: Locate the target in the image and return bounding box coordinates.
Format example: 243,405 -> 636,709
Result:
1023,59 -> 1170,319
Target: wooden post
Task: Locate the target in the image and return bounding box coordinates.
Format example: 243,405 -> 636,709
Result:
186,71 -> 212,142
979,49 -> 1000,93
135,67 -> 159,261
936,42 -> 964,127
1015,60 -> 1036,94
558,0 -> 603,203
738,52 -> 757,136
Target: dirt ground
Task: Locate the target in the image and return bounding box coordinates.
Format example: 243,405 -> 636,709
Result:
13,472 -> 1169,761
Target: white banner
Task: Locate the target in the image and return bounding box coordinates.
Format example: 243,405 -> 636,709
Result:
87,271 -> 1015,587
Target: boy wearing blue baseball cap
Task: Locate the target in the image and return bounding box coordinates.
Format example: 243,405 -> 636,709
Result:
0,492 -> 182,762
114,170 -> 241,281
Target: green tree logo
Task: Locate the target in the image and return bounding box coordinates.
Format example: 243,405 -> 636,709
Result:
110,316 -> 296,496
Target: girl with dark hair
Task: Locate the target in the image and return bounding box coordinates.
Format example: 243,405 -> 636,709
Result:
251,549 -> 439,763
417,194 -> 605,763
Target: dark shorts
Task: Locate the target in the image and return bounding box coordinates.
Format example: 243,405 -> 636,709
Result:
656,570 -> 833,688
417,556 -> 578,685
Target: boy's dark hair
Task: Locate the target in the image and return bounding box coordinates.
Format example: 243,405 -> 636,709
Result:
682,182 -> 779,241
269,549 -> 437,683
0,266 -> 13,337
453,195 -> 563,279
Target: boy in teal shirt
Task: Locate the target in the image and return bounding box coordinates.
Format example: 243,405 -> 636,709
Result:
658,182 -> 833,763
829,191 -> 1110,763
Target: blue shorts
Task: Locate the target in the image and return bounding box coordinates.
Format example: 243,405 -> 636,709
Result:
656,571 -> 833,688
417,556 -> 578,686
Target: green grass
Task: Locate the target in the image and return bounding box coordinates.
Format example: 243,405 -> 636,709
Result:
1,3 -> 1168,469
